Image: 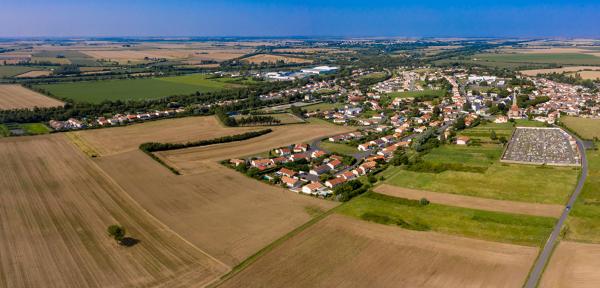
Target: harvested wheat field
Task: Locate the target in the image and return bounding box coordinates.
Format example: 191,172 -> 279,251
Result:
520,66 -> 600,76
374,184 -> 563,218
242,54 -> 311,64
81,49 -> 194,61
575,70 -> 600,80
540,241 -> 600,288
72,116 -> 257,156
0,135 -> 228,288
94,150 -> 337,267
0,84 -> 64,110
14,70 -> 52,78
157,122 -> 353,174
219,214 -> 538,288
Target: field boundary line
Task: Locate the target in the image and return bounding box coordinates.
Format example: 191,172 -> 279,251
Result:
61,134 -> 231,272
208,204 -> 339,287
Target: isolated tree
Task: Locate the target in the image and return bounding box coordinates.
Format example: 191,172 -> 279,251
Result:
419,198 -> 430,206
490,130 -> 497,141
499,136 -> 508,144
107,225 -> 126,243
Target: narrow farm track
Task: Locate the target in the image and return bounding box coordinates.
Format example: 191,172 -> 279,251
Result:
525,136 -> 588,288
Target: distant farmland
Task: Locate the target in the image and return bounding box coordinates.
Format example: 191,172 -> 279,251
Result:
471,53 -> 600,66
35,74 -> 242,103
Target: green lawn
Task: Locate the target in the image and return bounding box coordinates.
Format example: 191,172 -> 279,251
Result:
0,124 -> 9,137
385,89 -> 445,99
21,123 -> 51,135
337,192 -> 556,246
35,74 -> 241,103
422,144 -> 501,168
566,148 -> 600,243
320,141 -> 357,155
561,116 -> 600,140
301,102 -> 344,112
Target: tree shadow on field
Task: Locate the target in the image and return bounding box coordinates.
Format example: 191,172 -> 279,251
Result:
120,237 -> 140,247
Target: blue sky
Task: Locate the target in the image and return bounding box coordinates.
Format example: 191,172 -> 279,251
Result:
2,0 -> 599,37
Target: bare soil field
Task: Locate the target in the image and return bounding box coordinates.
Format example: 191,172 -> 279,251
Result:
157,122 -> 353,174
95,150 -> 337,267
374,184 -> 563,218
520,66 -> 600,76
241,54 -> 312,64
0,84 -> 64,110
500,47 -> 600,54
0,135 -> 228,288
540,241 -> 600,288
219,214 -> 538,288
14,70 -> 51,78
574,70 -> 600,80
72,116 -> 257,156
81,49 -> 194,62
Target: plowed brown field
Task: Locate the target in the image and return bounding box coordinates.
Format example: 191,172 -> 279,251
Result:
0,84 -> 64,110
540,241 -> 600,288
219,214 -> 538,288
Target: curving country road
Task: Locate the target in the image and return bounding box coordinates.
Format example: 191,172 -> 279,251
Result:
524,135 -> 588,288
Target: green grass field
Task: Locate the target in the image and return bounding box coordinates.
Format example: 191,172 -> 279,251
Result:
561,116 -> 600,140
0,66 -> 37,78
337,192 -> 556,246
383,122 -> 579,204
385,89 -> 445,99
319,141 -> 357,155
0,124 -> 9,137
21,123 -> 51,135
422,144 -> 501,168
566,148 -> 600,243
472,53 -> 600,66
301,102 -> 344,112
384,159 -> 578,205
35,74 -> 241,103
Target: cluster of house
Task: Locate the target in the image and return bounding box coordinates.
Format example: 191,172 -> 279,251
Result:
259,78 -> 344,102
48,108 -> 186,131
228,142 -> 381,197
530,78 -> 599,119
373,71 -> 424,94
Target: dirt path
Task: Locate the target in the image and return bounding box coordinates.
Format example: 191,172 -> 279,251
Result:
375,184 -> 563,218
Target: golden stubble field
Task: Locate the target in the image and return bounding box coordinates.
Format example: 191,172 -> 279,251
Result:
74,117 -> 351,267
157,121 -> 353,174
540,241 -> 600,288
71,116 -> 258,156
219,214 -> 539,288
0,84 -> 64,110
0,135 -> 228,288
241,54 -> 312,64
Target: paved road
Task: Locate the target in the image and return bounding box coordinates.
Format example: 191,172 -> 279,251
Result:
524,135 -> 588,288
